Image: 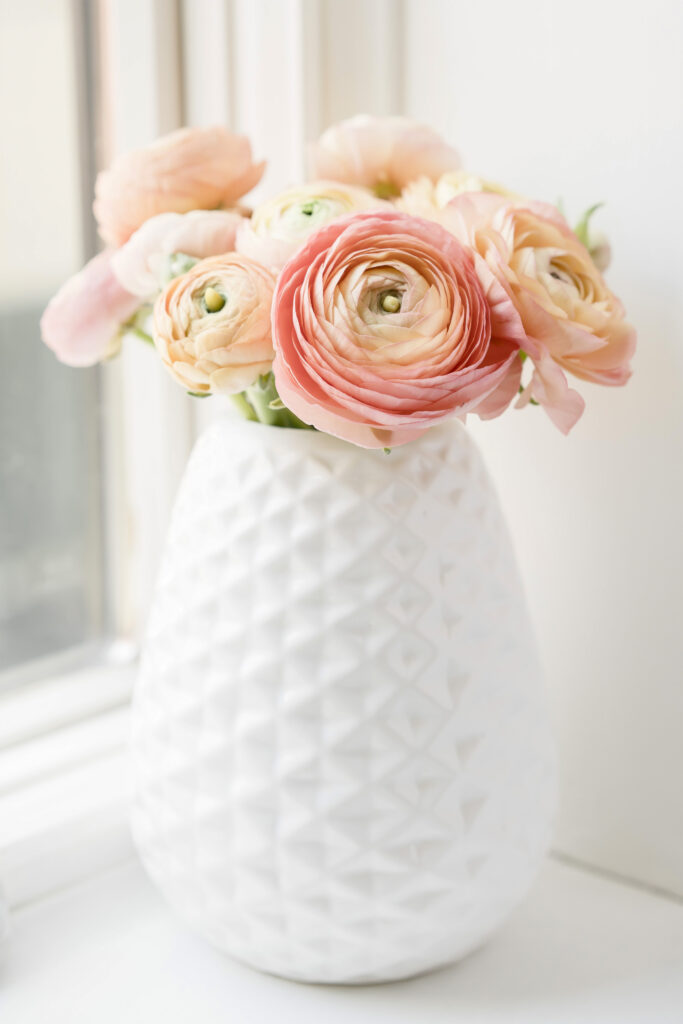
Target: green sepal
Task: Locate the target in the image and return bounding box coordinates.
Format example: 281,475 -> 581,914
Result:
163,252 -> 200,284
242,372 -> 315,431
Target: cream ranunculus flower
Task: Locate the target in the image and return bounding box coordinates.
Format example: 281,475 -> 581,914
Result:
235,181 -> 388,271
398,171 -> 516,217
152,254 -> 276,394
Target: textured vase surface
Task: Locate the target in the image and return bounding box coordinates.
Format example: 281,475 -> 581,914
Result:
131,415 -> 556,984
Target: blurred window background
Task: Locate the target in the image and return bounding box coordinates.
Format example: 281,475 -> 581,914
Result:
0,0 -> 106,677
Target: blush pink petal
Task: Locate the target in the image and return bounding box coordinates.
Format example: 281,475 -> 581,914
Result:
111,209 -> 243,298
309,115 -> 460,194
475,356 -> 524,420
516,350 -> 586,434
94,126 -> 264,247
41,250 -> 139,367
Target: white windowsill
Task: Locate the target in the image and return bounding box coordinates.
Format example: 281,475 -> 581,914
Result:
0,660 -> 136,908
2,658 -> 682,1020
2,855 -> 683,1023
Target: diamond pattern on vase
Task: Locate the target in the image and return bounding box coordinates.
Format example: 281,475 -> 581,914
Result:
131,417 -> 556,984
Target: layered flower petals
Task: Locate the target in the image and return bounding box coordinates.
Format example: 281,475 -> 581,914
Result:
442,193 -> 636,432
236,181 -> 387,271
272,210 -> 524,448
112,209 -> 244,299
398,171 -> 516,217
40,250 -> 140,367
309,115 -> 461,197
152,254 -> 275,394
94,126 -> 264,247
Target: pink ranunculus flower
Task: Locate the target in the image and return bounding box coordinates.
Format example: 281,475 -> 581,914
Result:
152,254 -> 276,395
308,115 -> 461,198
41,250 -> 140,367
442,194 -> 636,433
94,126 -> 265,247
111,209 -> 244,299
271,210 -> 526,449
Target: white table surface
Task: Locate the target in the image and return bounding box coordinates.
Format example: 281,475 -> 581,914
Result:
2,856 -> 683,1023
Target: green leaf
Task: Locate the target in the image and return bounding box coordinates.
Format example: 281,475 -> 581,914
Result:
574,202 -> 605,247
187,391 -> 210,398
383,447 -> 392,455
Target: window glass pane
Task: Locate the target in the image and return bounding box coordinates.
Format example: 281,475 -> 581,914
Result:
0,0 -> 104,674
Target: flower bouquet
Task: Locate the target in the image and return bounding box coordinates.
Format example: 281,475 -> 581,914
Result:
42,116 -> 635,984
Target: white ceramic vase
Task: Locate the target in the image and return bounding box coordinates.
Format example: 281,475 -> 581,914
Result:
131,415 -> 556,984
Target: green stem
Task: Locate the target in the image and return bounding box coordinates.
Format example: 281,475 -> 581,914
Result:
123,305 -> 154,346
244,375 -> 282,426
128,326 -> 154,346
243,373 -> 314,430
230,391 -> 258,422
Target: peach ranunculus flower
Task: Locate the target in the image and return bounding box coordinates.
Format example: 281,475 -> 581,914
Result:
308,115 -> 461,199
41,250 -> 140,367
111,209 -> 244,299
94,126 -> 265,247
442,193 -> 636,432
152,254 -> 276,395
398,171 -> 517,217
236,180 -> 388,271
271,210 -> 526,449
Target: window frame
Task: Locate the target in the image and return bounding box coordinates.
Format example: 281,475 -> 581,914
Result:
0,0 -> 194,909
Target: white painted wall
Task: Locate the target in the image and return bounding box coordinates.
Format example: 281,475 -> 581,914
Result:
402,0 -> 683,896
